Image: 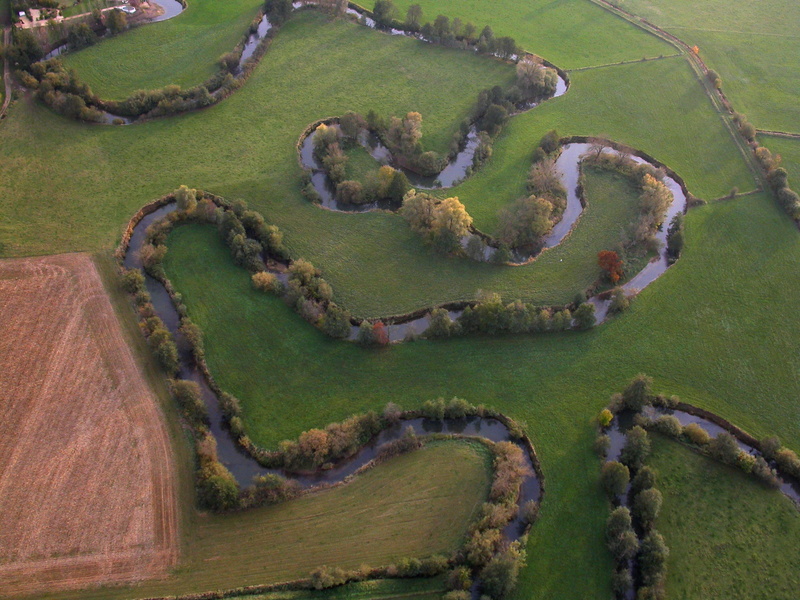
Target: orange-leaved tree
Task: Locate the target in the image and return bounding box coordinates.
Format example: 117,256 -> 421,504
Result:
598,250 -> 624,284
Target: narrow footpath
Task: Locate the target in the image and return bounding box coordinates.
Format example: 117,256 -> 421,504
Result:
1,27 -> 11,121
758,129 -> 800,140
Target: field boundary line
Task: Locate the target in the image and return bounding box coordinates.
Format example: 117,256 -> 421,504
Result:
1,27 -> 11,121
584,0 -> 764,193
757,129 -> 800,140
566,53 -> 682,72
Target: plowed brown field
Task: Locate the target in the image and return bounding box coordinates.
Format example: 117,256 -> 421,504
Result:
0,254 -> 179,597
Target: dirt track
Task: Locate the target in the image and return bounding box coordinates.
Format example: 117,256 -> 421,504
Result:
0,254 -> 179,596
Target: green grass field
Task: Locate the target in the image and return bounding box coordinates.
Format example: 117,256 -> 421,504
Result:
616,0 -> 800,132
761,135 -> 800,185
60,0 -> 116,19
386,0 -> 670,69
0,13 -> 754,317
159,185 -> 800,599
648,435 -> 800,599
31,440 -> 488,600
447,56 -> 754,234
61,0 -> 264,100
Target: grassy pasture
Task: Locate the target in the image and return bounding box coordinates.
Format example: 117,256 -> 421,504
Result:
648,435 -> 800,599
61,0 -> 264,100
160,186 -> 800,599
0,14 -> 754,317
447,56 -> 755,234
616,0 -> 800,132
761,135 -> 800,184
29,441 -> 489,600
386,0 -> 670,69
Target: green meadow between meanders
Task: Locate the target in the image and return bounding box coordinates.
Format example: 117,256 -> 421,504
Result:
648,435 -> 800,599
61,0 -> 264,100
160,187 -> 800,599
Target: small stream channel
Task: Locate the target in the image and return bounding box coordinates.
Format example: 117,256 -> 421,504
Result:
123,204 -> 540,547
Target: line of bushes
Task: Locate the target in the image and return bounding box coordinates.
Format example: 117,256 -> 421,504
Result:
582,144 -> 674,254
424,290 -> 596,340
597,377 -> 672,599
736,115 -> 800,222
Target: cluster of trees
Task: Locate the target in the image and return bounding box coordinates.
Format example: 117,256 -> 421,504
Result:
195,431 -> 240,511
313,123 -> 348,183
458,441 -> 530,599
264,0 -> 293,25
310,554 -> 449,592
20,59 -> 105,122
401,190 -> 473,253
355,320 -> 389,346
401,2 -> 519,59
460,291 -> 595,334
605,507 -> 636,596
368,110 -> 443,176
643,414 -> 782,488
306,113 -> 411,206
498,196 -> 555,249
732,112 -> 800,222
637,173 -> 672,246
600,395 -> 668,599
515,59 -> 559,101
422,291 -> 597,339
496,131 -> 565,249
665,213 -> 684,263
274,410 -> 385,471
598,250 -> 624,284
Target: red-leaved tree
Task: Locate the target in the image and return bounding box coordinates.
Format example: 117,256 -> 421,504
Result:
598,250 -> 624,284
373,321 -> 390,346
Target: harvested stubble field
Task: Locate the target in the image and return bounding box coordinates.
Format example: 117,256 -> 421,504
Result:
0,253 -> 179,597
